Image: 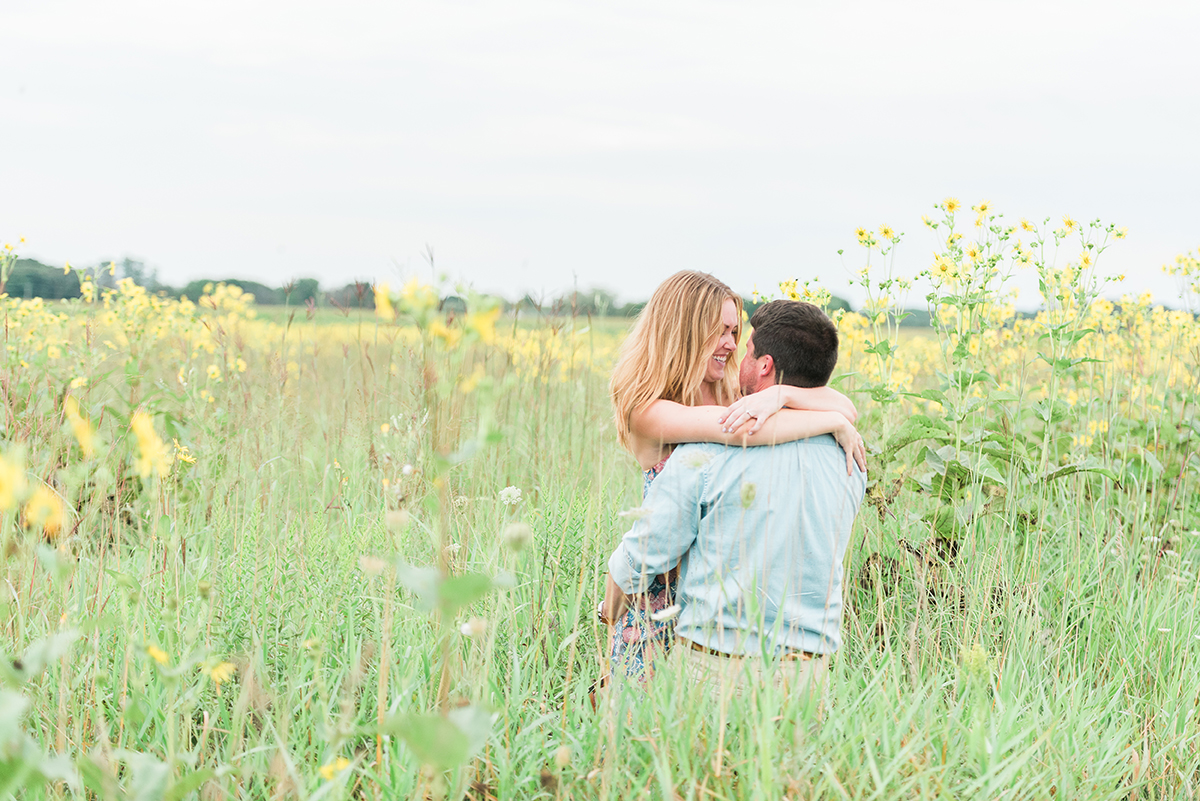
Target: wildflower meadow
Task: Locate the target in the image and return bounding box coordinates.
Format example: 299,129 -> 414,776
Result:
2,200 -> 1199,799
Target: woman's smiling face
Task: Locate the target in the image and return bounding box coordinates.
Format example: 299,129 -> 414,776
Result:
705,298 -> 739,384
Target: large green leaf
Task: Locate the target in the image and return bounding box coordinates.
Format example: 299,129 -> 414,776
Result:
9,630 -> 79,684
394,564 -> 495,615
880,415 -> 950,464
383,704 -> 493,771
437,573 -> 494,615
1043,459 -> 1120,484
164,768 -> 216,801
386,714 -> 470,770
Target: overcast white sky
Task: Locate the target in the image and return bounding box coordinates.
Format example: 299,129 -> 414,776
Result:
3,0 -> 1198,307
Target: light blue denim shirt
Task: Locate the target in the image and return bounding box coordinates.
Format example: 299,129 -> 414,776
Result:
608,435 -> 866,656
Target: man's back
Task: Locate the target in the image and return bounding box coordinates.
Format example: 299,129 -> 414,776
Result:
609,435 -> 866,656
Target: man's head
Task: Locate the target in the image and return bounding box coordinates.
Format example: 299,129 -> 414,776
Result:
738,300 -> 839,394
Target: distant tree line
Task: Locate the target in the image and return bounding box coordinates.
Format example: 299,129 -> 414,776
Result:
8,257 -> 958,322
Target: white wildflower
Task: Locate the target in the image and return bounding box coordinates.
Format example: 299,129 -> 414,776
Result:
358,555 -> 387,576
499,486 -> 522,506
651,604 -> 681,623
460,617 -> 487,637
502,522 -> 532,552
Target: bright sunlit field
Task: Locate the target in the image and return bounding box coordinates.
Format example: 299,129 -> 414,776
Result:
3,204 -> 1200,799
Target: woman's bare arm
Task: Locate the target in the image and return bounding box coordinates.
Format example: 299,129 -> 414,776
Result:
718,385 -> 858,433
632,400 -> 866,474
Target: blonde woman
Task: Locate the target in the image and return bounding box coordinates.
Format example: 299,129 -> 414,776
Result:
603,270 -> 864,683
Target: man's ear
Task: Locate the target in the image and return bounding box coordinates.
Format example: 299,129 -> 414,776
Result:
759,353 -> 774,379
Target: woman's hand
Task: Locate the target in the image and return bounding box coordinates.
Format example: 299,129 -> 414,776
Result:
599,574 -> 630,625
833,418 -> 868,476
717,386 -> 787,434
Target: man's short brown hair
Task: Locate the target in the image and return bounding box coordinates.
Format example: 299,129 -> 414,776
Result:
748,300 -> 839,387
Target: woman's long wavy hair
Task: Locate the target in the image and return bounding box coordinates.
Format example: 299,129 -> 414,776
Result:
611,271 -> 743,450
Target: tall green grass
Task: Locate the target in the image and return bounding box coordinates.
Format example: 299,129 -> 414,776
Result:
2,289 -> 1199,799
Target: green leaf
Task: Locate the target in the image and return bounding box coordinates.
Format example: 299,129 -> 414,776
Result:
385,714 -> 469,770
393,565 -> 495,616
78,756 -> 116,799
949,370 -> 993,392
448,439 -> 479,465
164,768 -> 215,801
868,386 -> 898,404
121,750 -> 170,801
1031,399 -> 1071,425
0,691 -> 29,745
910,389 -> 947,405
863,340 -> 896,358
12,630 -> 79,683
437,573 -> 494,615
880,415 -> 950,464
394,562 -> 439,612
923,506 -> 956,537
1139,447 -> 1164,478
1043,459 -> 1120,484
447,705 -> 493,757
1067,327 -> 1096,345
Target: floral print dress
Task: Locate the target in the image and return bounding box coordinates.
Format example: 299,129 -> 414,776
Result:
608,455 -> 677,681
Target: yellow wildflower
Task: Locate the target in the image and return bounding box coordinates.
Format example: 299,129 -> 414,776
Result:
374,283 -> 395,320
1080,252 -> 1094,268
147,645 -> 169,665
399,277 -> 439,322
1020,218 -> 1035,232
319,757 -> 351,780
173,439 -> 196,465
1062,215 -> 1078,231
0,452 -> 28,511
428,319 -> 462,347
943,197 -> 961,213
459,363 -> 487,393
855,227 -> 868,241
131,411 -> 172,479
23,485 -> 65,539
932,254 -> 958,280
1115,226 -> 1128,239
203,661 -> 236,685
63,396 -> 96,459
878,224 -> 895,239
465,304 -> 502,344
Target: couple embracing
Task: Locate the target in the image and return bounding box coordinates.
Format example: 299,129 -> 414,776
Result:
597,271 -> 867,703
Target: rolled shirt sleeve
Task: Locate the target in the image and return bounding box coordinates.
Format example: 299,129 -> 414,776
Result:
608,448 -> 706,595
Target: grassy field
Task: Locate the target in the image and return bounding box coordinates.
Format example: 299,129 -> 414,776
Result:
3,217 -> 1200,798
